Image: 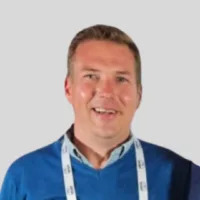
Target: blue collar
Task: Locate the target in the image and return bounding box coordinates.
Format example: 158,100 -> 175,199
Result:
64,124 -> 134,168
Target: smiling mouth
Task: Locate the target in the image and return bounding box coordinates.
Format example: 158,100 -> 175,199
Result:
92,107 -> 118,115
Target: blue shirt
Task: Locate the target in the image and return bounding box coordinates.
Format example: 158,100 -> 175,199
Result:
0,124 -> 199,199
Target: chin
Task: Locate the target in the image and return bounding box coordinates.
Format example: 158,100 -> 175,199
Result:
92,124 -> 119,139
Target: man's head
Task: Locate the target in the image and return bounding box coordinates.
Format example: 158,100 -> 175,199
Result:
65,24 -> 142,141
67,24 -> 142,87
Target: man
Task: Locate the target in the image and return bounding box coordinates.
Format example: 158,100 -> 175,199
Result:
0,24 -> 199,200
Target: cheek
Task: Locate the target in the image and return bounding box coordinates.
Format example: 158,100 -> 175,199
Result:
123,95 -> 132,102
75,83 -> 94,101
123,94 -> 134,105
121,89 -> 138,107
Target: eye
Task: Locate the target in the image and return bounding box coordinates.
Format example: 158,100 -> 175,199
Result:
84,74 -> 98,80
117,76 -> 128,83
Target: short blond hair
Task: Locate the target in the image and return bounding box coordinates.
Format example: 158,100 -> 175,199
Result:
67,24 -> 142,87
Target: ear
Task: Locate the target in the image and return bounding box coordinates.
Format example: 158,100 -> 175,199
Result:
64,77 -> 73,104
136,85 -> 142,109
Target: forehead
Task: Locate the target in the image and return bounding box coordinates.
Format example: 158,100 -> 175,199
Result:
73,40 -> 135,70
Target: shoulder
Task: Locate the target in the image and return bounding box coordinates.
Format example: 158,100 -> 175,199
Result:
139,139 -> 191,165
139,139 -> 192,184
9,136 -> 62,176
0,136 -> 63,194
139,139 -> 195,198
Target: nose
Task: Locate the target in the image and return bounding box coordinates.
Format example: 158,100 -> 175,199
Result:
96,79 -> 116,98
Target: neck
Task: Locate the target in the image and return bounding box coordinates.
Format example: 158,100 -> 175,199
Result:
72,125 -> 130,169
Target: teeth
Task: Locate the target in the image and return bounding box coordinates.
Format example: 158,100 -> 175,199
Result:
94,108 -> 116,114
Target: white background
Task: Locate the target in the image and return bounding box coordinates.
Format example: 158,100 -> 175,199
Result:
0,1 -> 200,188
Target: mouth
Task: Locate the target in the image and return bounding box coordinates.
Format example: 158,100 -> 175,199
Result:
91,107 -> 119,120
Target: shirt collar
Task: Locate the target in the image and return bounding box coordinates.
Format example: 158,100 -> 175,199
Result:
64,124 -> 134,168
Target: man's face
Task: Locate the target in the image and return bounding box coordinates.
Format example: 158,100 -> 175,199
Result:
65,40 -> 142,139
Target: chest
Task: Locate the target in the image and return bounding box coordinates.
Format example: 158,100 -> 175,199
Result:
24,166 -> 186,200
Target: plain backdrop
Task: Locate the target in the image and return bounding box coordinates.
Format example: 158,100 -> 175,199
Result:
0,1 -> 200,188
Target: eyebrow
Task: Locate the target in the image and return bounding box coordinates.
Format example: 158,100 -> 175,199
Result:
81,67 -> 100,72
81,66 -> 131,76
116,70 -> 131,76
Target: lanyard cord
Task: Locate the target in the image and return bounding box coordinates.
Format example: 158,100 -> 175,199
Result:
61,134 -> 148,200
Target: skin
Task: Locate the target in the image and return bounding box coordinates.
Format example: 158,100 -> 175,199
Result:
65,40 -> 142,168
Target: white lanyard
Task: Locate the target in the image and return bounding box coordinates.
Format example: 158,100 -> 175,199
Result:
61,134 -> 148,200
